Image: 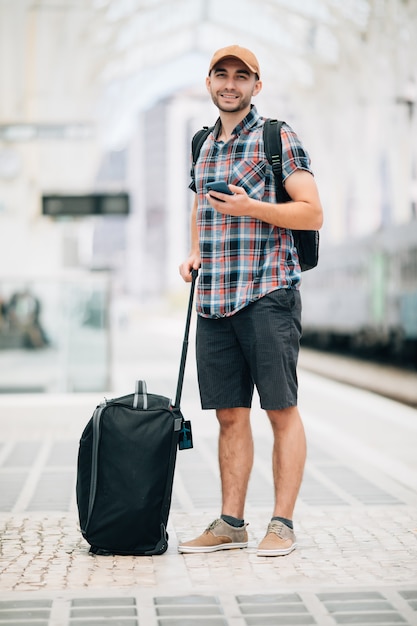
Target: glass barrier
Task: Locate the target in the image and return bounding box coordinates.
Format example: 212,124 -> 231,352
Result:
0,271 -> 111,393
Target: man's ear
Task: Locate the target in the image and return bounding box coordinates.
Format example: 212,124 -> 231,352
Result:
206,76 -> 211,92
253,80 -> 263,97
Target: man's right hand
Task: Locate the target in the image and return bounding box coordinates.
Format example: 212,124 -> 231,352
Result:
179,257 -> 200,282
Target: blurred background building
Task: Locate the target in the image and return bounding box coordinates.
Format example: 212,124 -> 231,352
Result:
0,0 -> 416,392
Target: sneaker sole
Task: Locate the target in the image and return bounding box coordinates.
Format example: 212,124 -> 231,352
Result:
256,542 -> 297,557
178,542 -> 248,554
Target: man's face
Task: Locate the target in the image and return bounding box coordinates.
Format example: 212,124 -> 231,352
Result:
206,57 -> 262,113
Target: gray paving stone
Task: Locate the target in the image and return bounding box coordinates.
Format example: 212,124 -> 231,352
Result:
400,591 -> 417,600
72,598 -> 136,607
154,596 -> 220,606
0,600 -> 52,609
0,617 -> 50,626
156,606 -> 223,616
324,601 -> 395,613
158,616 -> 228,626
70,607 -> 137,618
239,603 -> 310,614
0,608 -> 51,620
236,594 -> 302,604
69,621 -> 137,626
332,613 -> 406,624
317,593 -> 385,601
243,616 -> 316,625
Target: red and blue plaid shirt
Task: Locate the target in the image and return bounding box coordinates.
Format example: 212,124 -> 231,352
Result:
190,105 -> 313,318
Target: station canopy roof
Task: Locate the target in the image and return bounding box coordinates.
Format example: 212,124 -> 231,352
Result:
2,0 -> 416,147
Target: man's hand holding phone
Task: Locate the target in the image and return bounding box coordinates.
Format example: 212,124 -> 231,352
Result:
205,181 -> 234,202
205,181 -> 251,218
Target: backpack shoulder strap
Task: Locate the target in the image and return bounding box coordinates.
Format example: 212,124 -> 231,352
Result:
263,118 -> 291,203
191,126 -> 213,165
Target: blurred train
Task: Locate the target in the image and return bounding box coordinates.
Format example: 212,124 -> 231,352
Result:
300,220 -> 417,368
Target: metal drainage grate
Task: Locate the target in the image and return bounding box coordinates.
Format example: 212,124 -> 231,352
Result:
318,591 -> 407,624
70,597 -> 138,625
154,596 -> 226,625
0,591 -> 415,625
399,590 -> 417,612
0,599 -> 52,625
237,593 -> 315,625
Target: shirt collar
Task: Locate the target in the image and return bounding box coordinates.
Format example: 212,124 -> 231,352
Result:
213,105 -> 261,140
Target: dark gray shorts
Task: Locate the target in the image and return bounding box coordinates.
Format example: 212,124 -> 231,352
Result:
196,289 -> 302,411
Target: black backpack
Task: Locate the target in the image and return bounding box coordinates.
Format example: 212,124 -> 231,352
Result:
191,118 -> 319,272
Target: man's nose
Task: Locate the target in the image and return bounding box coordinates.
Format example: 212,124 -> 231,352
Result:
224,77 -> 236,89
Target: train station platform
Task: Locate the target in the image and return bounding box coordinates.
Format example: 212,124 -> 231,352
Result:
0,308 -> 416,626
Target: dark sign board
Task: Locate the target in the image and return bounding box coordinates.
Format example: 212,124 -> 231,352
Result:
42,192 -> 129,216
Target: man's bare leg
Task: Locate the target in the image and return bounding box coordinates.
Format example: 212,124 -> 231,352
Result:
217,407 -> 253,519
177,407 -> 252,553
255,406 -> 306,556
267,405 -> 306,519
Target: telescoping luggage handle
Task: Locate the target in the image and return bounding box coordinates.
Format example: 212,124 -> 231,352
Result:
174,268 -> 198,409
132,269 -> 198,412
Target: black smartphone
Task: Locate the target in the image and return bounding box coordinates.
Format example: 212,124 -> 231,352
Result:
205,181 -> 234,199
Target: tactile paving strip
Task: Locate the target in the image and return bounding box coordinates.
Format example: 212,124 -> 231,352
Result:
0,436 -> 408,513
236,593 -> 314,625
154,596 -> 225,625
317,591 -> 409,625
0,590 -> 415,625
0,599 -> 52,626
70,597 -> 138,625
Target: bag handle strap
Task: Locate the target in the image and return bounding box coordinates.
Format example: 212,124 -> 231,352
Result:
133,380 -> 148,409
174,268 -> 198,408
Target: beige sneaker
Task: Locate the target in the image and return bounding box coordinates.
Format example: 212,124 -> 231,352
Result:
177,518 -> 248,554
257,520 -> 297,557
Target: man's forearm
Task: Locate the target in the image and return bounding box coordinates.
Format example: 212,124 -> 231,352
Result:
189,195 -> 200,254
248,198 -> 323,230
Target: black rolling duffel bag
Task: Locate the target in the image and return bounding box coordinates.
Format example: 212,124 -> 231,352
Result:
76,270 -> 197,556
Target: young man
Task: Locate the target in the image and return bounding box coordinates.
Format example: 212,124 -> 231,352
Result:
178,45 -> 323,557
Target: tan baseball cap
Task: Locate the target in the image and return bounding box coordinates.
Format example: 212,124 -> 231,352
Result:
208,45 -> 260,77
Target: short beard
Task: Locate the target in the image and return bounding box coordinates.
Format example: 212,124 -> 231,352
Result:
211,92 -> 252,113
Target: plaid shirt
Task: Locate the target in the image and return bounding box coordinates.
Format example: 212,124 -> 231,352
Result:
190,105 -> 313,318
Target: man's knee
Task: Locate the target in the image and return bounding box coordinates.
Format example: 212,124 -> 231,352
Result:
216,407 -> 250,427
266,406 -> 301,429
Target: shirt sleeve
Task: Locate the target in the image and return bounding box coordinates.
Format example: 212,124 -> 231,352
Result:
281,123 -> 313,182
